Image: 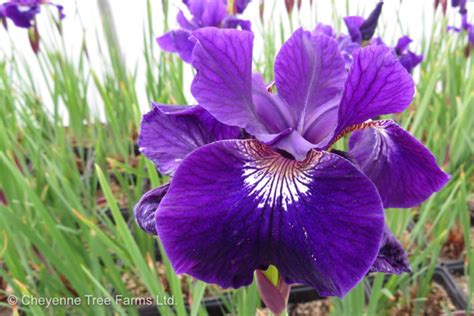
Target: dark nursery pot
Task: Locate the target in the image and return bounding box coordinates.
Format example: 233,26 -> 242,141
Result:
433,265 -> 467,310
365,265 -> 466,312
468,199 -> 474,226
442,260 -> 471,312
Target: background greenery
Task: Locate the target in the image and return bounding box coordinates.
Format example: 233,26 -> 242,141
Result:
0,0 -> 473,315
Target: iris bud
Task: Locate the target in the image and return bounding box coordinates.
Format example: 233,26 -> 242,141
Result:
256,266 -> 290,315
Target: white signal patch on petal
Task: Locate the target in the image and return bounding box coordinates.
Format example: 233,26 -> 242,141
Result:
240,141 -> 322,211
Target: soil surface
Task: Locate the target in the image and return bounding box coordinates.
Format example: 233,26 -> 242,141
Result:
441,224 -> 465,260
388,283 -> 456,315
289,300 -> 331,316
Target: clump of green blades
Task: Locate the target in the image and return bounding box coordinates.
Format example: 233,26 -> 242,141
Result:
0,1 -> 473,315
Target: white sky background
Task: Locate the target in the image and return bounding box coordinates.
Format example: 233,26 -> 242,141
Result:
0,0 -> 472,122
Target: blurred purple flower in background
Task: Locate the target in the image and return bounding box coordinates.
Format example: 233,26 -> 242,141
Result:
0,0 -> 63,29
314,1 -> 383,68
393,36 -> 424,73
157,0 -> 252,62
449,1 -> 474,53
135,26 -> 449,312
314,1 -> 423,73
452,0 -> 467,13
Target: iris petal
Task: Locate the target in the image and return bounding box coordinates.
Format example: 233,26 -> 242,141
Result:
191,28 -> 268,135
399,51 -> 424,74
177,11 -> 196,30
334,45 -> 414,137
157,30 -> 194,63
187,0 -> 227,27
395,35 -> 412,55
349,120 -> 450,208
343,16 -> 365,43
222,16 -> 251,31
134,184 -> 169,235
274,28 -> 346,144
235,0 -> 252,13
370,225 -> 410,274
156,139 -> 385,296
2,3 -> 39,28
139,103 -> 240,175
358,2 -> 383,42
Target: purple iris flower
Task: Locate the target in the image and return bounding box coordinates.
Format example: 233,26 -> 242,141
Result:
135,28 -> 449,299
314,2 -> 423,73
452,0 -> 467,13
157,0 -> 251,63
393,36 -> 424,73
314,1 -> 383,68
0,0 -> 64,29
449,13 -> 474,49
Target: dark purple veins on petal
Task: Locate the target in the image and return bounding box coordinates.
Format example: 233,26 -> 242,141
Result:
138,103 -> 240,175
191,28 -> 267,135
274,28 -> 347,145
156,139 -> 384,296
349,120 -> 450,208
334,45 -> 415,137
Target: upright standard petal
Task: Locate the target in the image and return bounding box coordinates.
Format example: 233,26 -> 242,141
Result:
334,45 -> 414,136
191,28 -> 267,135
157,30 -> 194,63
138,103 -> 240,175
349,120 -> 450,208
134,184 -> 169,235
358,2 -> 383,42
187,0 -> 227,27
370,225 -> 410,274
177,10 -> 196,30
312,23 -> 335,37
156,139 -> 385,296
344,16 -> 365,43
235,0 -> 252,13
395,36 -> 412,55
274,29 -> 346,144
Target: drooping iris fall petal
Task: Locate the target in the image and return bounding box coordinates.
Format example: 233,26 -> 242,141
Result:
156,139 -> 385,296
348,120 -> 450,208
134,184 -> 170,235
370,225 -> 410,274
139,103 -> 240,175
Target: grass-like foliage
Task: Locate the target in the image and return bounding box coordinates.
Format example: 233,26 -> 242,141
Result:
0,1 -> 473,315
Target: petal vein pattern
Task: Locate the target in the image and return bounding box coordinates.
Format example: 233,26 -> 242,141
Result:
241,142 -> 318,211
